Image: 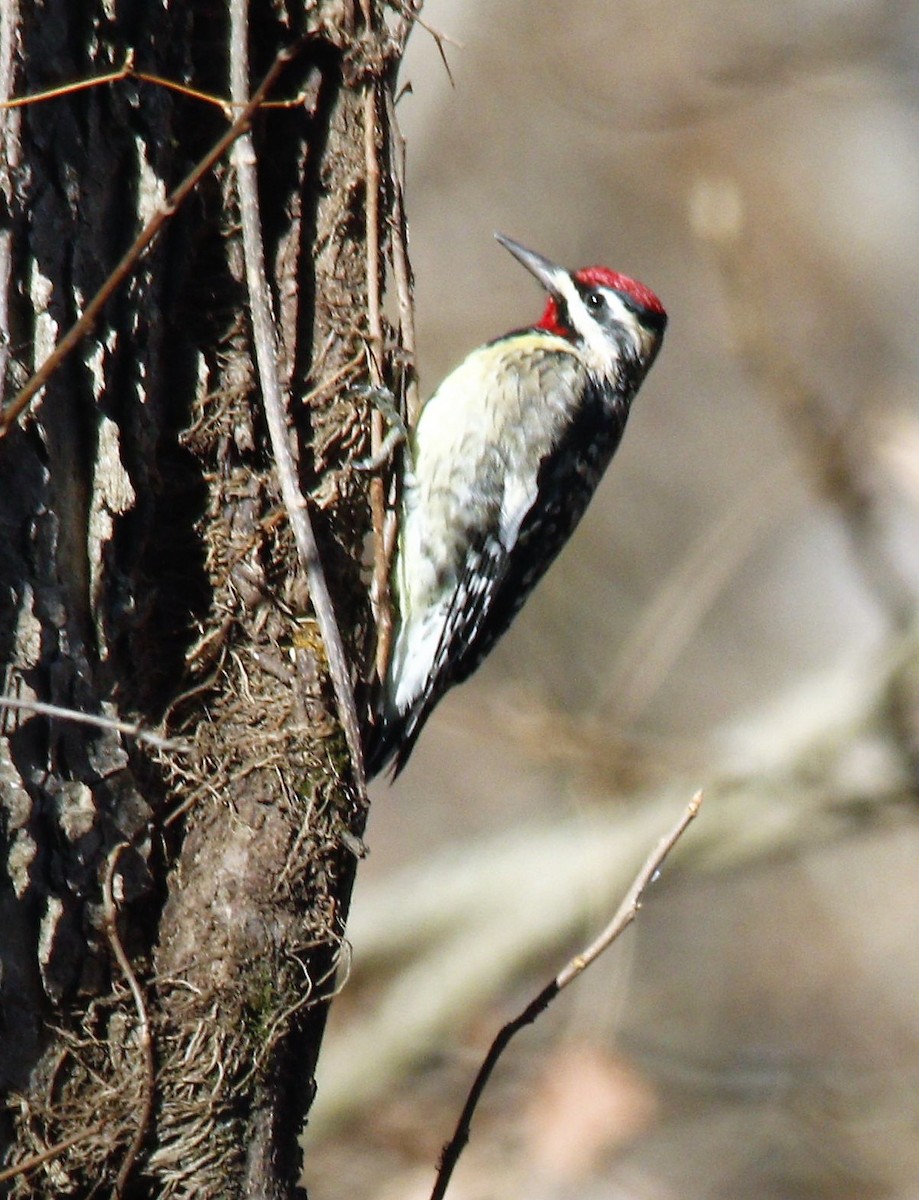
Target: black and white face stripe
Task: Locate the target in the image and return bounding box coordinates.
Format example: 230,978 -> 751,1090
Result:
577,279 -> 667,336
554,277 -> 658,375
493,232 -> 667,378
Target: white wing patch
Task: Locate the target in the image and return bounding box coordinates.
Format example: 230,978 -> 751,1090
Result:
390,599 -> 453,714
499,473 -> 538,550
390,535 -> 508,718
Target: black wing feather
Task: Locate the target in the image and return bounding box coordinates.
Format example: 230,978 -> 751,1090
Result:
450,379 -> 628,686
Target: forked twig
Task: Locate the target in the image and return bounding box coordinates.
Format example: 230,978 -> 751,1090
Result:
388,1 -> 459,83
0,49 -> 314,116
1,50 -> 232,115
229,0 -> 366,784
429,791 -> 702,1200
102,844 -> 155,1197
0,41 -> 299,438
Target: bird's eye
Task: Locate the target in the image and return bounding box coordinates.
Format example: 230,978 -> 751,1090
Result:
587,292 -> 605,311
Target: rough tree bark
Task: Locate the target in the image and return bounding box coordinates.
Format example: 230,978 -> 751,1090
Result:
0,1 -> 416,1195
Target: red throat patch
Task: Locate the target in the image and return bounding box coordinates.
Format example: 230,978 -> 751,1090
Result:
536,296 -> 567,336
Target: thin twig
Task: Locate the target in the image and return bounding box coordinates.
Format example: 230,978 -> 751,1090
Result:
429,791 -> 702,1200
0,694 -> 185,751
0,49 -> 234,116
0,49 -> 314,116
555,791 -> 702,986
362,81 -> 396,680
0,1124 -> 105,1186
376,83 -> 418,616
0,41 -> 299,438
389,1 -> 459,82
102,844 -> 155,1197
229,0 -> 366,785
388,0 -> 423,54
0,52 -> 138,108
384,87 -> 420,426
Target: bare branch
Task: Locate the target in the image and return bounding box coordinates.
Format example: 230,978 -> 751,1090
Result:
0,52 -> 138,109
555,790 -> 702,987
429,792 -> 702,1200
0,49 -> 319,116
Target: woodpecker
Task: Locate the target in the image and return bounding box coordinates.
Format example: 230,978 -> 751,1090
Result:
364,233 -> 666,778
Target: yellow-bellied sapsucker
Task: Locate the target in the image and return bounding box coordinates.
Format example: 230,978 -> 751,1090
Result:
365,233 -> 667,777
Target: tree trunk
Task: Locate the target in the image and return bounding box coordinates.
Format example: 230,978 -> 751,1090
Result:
0,1 -> 413,1195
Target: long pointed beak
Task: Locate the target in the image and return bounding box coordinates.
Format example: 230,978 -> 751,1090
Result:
495,232 -> 570,297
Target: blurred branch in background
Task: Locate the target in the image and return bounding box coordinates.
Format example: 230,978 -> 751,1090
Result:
599,457 -> 800,729
689,173 -> 919,634
688,170 -> 919,790
312,624 -> 914,1136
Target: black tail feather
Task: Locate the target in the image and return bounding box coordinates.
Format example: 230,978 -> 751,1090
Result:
362,701 -> 430,780
362,710 -> 399,780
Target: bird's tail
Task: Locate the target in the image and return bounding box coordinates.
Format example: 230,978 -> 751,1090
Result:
362,693 -> 430,780
362,704 -> 400,780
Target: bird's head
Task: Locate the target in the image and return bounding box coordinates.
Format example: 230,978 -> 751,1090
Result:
495,232 -> 667,382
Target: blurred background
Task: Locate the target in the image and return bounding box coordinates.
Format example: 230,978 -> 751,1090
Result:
306,2 -> 919,1196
